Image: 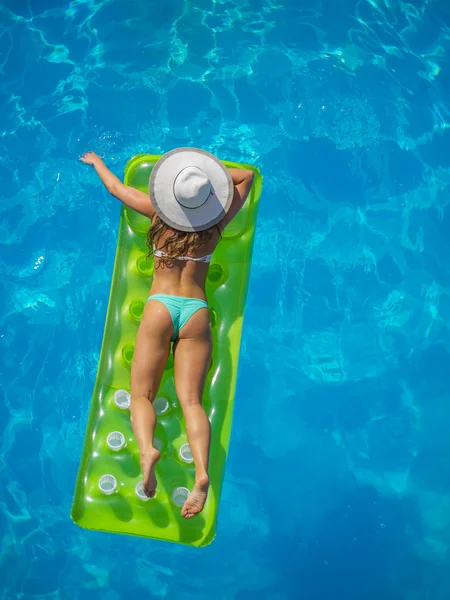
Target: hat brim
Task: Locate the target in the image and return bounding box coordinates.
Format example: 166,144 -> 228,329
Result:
149,147 -> 234,232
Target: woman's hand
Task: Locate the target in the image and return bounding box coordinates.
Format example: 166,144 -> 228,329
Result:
79,151 -> 102,166
78,151 -> 155,218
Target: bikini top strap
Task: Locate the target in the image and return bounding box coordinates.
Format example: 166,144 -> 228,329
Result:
153,247 -> 212,263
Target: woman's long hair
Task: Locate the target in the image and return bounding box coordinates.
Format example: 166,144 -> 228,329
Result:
147,214 -> 221,268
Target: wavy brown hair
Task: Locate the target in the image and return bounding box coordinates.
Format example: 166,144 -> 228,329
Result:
147,214 -> 221,268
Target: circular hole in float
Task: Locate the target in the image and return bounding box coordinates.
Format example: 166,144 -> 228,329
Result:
136,255 -> 154,277
107,431 -> 126,451
129,299 -> 144,322
172,486 -> 190,507
135,481 -> 150,501
122,344 -> 134,366
153,396 -> 169,415
153,437 -> 163,452
207,263 -> 223,283
179,443 -> 194,463
209,308 -> 217,327
98,474 -> 117,495
114,390 -> 131,410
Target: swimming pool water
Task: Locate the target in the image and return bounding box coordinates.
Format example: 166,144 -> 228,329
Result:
1,0 -> 450,598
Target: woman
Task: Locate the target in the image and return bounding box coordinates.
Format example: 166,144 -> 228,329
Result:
80,148 -> 254,518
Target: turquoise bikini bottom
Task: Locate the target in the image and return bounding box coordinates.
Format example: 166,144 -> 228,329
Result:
146,294 -> 209,341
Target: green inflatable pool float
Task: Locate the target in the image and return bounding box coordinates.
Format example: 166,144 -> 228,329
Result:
71,153 -> 262,547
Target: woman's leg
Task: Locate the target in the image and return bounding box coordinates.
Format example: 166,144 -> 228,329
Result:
130,300 -> 173,496
173,308 -> 212,518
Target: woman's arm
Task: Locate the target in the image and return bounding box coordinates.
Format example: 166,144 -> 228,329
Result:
220,167 -> 254,229
79,152 -> 155,219
228,168 -> 253,186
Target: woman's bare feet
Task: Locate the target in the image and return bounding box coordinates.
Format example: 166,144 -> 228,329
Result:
140,447 -> 160,498
181,475 -> 209,518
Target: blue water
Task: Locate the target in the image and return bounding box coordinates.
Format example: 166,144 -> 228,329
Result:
1,0 -> 450,597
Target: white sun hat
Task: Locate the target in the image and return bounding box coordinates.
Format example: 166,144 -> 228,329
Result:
148,147 -> 234,232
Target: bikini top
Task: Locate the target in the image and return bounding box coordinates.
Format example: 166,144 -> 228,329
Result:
153,247 -> 213,263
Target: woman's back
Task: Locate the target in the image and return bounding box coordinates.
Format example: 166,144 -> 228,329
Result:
150,220 -> 220,299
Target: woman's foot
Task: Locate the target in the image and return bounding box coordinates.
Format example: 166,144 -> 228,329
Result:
181,475 -> 209,519
140,447 -> 160,498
